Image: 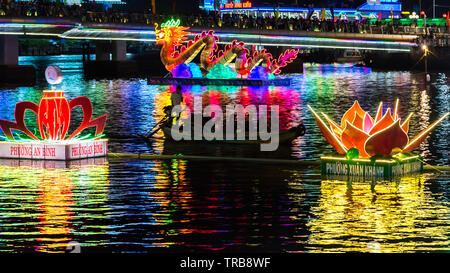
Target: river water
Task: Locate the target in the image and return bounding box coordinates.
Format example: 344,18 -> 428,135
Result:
0,55 -> 448,253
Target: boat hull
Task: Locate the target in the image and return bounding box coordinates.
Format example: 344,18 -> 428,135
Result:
160,124 -> 305,145
147,77 -> 291,86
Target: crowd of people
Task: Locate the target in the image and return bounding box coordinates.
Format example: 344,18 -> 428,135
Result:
185,13 -> 394,34
0,1 -> 445,35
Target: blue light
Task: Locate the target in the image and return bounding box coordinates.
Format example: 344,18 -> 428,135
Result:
248,66 -> 271,80
188,63 -> 203,78
171,64 -> 192,78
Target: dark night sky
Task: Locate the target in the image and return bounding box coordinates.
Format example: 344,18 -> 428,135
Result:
250,0 -> 449,16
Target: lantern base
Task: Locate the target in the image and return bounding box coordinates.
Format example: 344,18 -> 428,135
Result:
147,77 -> 291,86
0,157 -> 107,169
0,139 -> 107,161
321,154 -> 423,179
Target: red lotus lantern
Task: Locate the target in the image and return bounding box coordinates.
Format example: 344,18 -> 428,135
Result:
0,93 -> 107,142
38,90 -> 71,140
0,66 -> 108,161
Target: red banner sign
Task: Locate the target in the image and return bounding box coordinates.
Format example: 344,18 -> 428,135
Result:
223,1 -> 252,9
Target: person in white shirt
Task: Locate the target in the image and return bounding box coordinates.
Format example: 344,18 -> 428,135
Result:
170,85 -> 184,122
171,85 -> 183,108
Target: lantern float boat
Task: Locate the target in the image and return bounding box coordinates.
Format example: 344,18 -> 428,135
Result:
0,66 -> 108,161
148,19 -> 299,86
308,99 -> 449,178
159,123 -> 306,145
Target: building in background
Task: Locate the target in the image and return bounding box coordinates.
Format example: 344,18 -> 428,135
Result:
201,0 -> 404,20
14,0 -> 127,7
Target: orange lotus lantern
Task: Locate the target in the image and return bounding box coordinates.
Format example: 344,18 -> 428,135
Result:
308,99 -> 449,157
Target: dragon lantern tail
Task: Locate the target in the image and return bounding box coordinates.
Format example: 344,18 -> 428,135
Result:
270,48 -> 300,74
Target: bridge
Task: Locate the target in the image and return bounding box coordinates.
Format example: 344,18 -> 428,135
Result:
0,17 -> 419,64
0,17 -> 430,84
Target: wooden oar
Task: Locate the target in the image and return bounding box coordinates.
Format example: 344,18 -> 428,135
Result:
142,117 -> 169,138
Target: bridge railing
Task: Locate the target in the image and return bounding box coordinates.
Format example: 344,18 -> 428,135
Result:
0,12 -> 448,41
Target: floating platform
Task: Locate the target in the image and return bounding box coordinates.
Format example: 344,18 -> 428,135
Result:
147,77 -> 291,86
321,154 -> 423,179
0,139 -> 108,161
0,157 -> 107,169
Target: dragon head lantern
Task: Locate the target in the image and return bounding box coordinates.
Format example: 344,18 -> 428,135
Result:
155,18 -> 190,46
308,99 -> 449,158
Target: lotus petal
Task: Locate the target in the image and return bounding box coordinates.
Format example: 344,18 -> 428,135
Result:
402,112 -> 449,153
341,121 -> 370,157
340,101 -> 366,128
374,102 -> 383,123
0,101 -> 39,141
363,112 -> 374,133
321,113 -> 343,136
352,111 -> 364,130
401,113 -> 413,134
393,98 -> 400,120
308,105 -> 347,154
369,108 -> 395,136
365,120 -> 409,157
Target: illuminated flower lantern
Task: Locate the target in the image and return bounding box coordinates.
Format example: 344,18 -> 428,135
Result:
0,66 -> 108,160
308,100 -> 449,157
308,100 -> 449,178
154,19 -> 300,79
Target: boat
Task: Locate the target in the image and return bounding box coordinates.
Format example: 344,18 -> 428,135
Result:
147,77 -> 292,86
159,123 -> 306,145
336,50 -> 363,63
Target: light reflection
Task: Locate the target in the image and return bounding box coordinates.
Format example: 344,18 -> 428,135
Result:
0,160 -> 110,253
35,167 -> 75,252
153,85 -> 302,132
150,159 -> 194,248
418,89 -> 432,159
306,174 -> 450,252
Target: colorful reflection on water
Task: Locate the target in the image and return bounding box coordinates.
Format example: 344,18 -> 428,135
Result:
0,56 -> 448,252
0,159 -> 109,253
306,174 -> 450,253
5,57 -> 447,165
153,85 -> 301,130
1,158 -> 448,253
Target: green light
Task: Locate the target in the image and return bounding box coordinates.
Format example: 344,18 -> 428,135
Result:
206,64 -> 237,79
161,19 -> 181,28
346,148 -> 360,161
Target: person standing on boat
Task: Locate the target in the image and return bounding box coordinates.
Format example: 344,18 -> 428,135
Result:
171,85 -> 183,108
171,85 -> 184,122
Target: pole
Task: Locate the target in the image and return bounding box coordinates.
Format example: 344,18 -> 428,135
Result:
433,0 -> 435,18
424,50 -> 427,76
424,46 -> 430,82
152,0 -> 156,15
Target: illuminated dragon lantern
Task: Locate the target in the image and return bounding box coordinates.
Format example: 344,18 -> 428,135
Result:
308,99 -> 449,158
155,19 -> 299,76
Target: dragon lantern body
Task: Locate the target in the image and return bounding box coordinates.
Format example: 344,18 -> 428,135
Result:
155,19 -> 299,77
